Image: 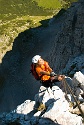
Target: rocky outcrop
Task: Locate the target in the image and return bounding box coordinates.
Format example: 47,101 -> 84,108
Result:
62,55 -> 84,77
48,0 -> 84,73
0,71 -> 84,125
0,0 -> 84,113
73,71 -> 84,91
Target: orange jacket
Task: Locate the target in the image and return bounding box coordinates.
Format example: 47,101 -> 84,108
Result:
36,61 -> 51,81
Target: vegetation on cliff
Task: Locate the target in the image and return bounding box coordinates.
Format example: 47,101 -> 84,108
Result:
0,0 -> 77,62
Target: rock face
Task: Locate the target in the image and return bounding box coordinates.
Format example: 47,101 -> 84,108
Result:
62,55 -> 84,77
0,73 -> 84,125
0,0 -> 84,113
48,0 -> 84,74
73,71 -> 84,90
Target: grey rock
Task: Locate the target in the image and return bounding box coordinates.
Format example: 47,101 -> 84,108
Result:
72,71 -> 84,91
16,100 -> 35,115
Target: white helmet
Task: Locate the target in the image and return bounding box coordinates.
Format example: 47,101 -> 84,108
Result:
32,55 -> 41,63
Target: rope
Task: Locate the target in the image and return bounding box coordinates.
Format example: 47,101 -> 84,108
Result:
63,77 -> 84,119
62,79 -> 70,102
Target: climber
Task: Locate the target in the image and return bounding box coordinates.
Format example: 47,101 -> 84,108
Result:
31,55 -> 65,88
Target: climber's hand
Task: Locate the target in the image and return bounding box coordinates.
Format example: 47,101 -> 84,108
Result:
58,75 -> 65,81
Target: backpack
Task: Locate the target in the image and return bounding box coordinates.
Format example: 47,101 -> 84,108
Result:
30,63 -> 41,80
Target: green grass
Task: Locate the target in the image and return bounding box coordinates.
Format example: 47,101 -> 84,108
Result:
32,0 -> 78,10
0,0 -> 52,19
0,0 -> 78,62
32,0 -> 62,9
0,15 -> 51,63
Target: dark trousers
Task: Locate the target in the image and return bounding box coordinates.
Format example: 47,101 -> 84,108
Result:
41,76 -> 59,88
